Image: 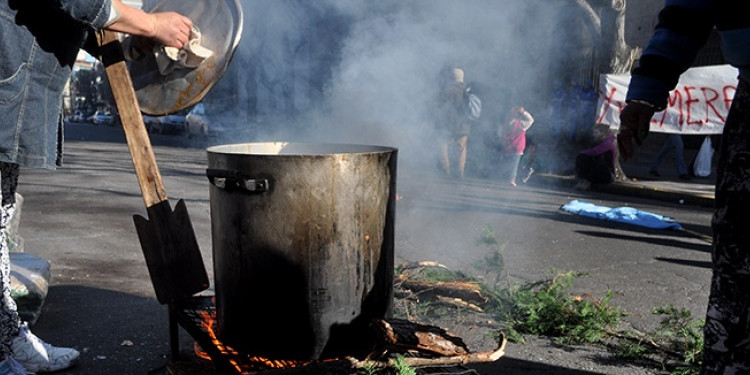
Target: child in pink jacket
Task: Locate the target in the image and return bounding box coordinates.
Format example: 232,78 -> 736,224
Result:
499,107 -> 534,186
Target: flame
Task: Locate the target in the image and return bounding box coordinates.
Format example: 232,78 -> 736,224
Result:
193,342 -> 210,360
193,309 -> 311,372
195,310 -> 243,372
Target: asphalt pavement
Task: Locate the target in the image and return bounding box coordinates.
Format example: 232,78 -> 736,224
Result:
13,123 -> 716,374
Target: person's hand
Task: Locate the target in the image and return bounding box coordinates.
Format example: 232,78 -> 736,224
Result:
618,101 -> 655,160
149,12 -> 193,49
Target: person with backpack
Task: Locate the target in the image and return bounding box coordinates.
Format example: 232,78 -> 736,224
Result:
499,106 -> 534,186
436,68 -> 480,179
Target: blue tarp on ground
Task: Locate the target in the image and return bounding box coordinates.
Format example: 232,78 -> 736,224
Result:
560,200 -> 683,230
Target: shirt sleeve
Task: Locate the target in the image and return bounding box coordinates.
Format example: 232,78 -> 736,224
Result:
104,1 -> 122,27
59,0 -> 111,30
518,110 -> 534,131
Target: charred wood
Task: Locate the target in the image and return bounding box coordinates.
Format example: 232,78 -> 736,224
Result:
372,319 -> 470,357
355,331 -> 507,369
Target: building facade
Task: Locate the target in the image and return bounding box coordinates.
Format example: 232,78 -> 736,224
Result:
625,0 -> 725,67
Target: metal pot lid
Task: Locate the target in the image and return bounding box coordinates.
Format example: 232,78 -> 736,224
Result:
121,0 -> 243,115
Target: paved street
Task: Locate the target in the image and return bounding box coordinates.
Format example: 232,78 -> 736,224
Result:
395,170 -> 712,374
16,123 -> 714,374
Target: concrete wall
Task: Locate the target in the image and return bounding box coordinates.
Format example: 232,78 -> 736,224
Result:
624,0 -> 663,48
625,1 -> 725,66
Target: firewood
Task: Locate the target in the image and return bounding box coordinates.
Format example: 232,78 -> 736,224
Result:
435,295 -> 484,312
397,261 -> 450,270
400,281 -> 488,304
353,333 -> 507,369
372,319 -> 469,357
395,334 -> 506,367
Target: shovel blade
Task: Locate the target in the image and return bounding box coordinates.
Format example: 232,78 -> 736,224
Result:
133,199 -> 209,304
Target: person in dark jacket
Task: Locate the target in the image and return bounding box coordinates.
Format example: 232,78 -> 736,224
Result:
0,1 -> 192,373
618,1 -> 750,372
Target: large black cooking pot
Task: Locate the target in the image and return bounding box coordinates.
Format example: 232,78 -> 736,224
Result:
206,142 -> 397,360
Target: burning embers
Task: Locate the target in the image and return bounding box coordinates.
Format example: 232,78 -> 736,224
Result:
171,296 -> 321,374
173,296 -> 506,374
193,306 -> 311,372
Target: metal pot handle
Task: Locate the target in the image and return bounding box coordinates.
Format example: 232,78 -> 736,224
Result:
206,169 -> 269,193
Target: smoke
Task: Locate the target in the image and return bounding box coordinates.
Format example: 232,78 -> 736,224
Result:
205,0 -> 584,174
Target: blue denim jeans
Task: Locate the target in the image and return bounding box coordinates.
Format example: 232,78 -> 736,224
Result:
0,0 -> 108,169
649,134 -> 688,176
505,153 -> 522,183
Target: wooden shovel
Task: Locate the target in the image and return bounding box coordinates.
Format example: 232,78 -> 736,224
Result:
96,30 -> 209,304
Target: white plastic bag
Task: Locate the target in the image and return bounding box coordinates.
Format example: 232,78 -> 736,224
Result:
693,136 -> 713,177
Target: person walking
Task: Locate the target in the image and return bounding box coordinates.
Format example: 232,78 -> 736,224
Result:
436,68 -> 472,178
648,134 -> 691,180
0,1 -> 193,373
618,1 -> 750,372
499,106 -> 534,186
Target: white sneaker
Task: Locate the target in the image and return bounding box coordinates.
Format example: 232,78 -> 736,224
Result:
10,323 -> 79,373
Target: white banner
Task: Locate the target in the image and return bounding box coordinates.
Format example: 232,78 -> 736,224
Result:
596,65 -> 737,134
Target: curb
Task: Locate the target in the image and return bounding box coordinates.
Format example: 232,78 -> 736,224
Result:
594,181 -> 715,208
530,173 -> 715,208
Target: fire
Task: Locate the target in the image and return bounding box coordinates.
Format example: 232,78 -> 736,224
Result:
195,310 -> 243,372
193,342 -> 211,360
193,310 -> 311,372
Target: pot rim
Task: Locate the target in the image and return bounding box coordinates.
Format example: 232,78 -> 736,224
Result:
207,142 -> 398,156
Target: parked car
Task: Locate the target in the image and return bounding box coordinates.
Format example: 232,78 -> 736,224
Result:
142,115 -> 159,132
150,113 -> 187,134
68,110 -> 86,123
87,110 -> 114,125
185,103 -> 209,137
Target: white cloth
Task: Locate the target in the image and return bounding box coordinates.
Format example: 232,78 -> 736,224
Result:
154,27 -> 213,75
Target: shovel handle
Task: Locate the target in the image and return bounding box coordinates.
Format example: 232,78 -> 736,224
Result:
97,30 -> 168,207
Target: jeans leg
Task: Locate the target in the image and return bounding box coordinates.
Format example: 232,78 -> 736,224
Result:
650,137 -> 672,171
670,135 -> 688,175
509,153 -> 522,183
